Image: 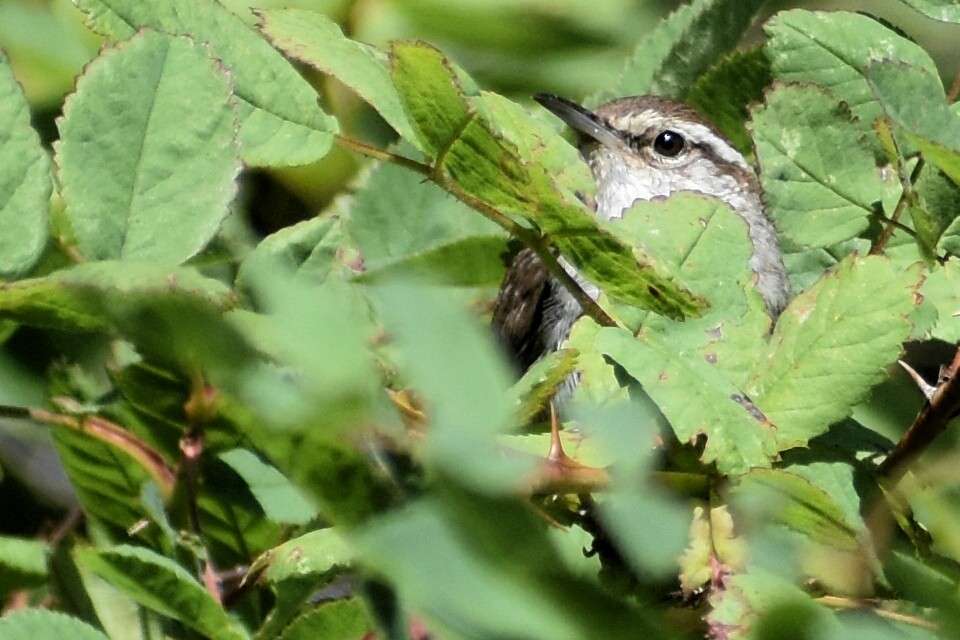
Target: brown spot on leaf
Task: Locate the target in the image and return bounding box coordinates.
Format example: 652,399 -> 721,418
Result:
648,285 -> 663,299
730,393 -> 772,425
705,352 -> 717,364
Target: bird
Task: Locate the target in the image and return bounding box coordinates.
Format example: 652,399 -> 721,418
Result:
492,93 -> 790,376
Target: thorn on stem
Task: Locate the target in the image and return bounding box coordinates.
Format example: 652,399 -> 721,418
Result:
899,359 -> 936,400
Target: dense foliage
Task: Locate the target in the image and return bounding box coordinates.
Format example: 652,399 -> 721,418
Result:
2,0 -> 960,638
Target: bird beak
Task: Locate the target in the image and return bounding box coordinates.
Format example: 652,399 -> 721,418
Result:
533,93 -> 624,150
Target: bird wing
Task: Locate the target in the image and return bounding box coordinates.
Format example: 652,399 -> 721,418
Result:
491,247 -> 552,372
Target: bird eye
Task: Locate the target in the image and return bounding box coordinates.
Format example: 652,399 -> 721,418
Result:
653,130 -> 685,157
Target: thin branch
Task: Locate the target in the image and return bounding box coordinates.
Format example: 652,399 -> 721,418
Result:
870,207 -> 919,245
336,133 -> 616,327
870,123 -> 926,256
878,347 -> 960,482
870,192 -> 912,255
334,134 -> 431,176
17,404 -> 178,492
816,595 -> 938,631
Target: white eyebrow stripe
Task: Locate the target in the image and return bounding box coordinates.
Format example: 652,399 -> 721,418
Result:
669,122 -> 748,169
610,112 -> 748,170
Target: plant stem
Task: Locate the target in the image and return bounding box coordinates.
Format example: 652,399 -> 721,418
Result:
334,134 -> 616,327
878,347 -> 960,481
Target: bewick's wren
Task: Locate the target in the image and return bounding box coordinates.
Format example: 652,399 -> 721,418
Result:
493,94 -> 790,373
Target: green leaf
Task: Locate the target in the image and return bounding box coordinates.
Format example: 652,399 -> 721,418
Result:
610,194 -> 772,387
235,272 -> 379,430
74,564 -> 164,640
764,10 -> 939,124
219,448 -> 317,526
0,610 -> 111,640
923,168 -> 960,255
237,215 -> 351,290
599,0 -> 767,103
361,234 -> 508,286
898,0 -> 960,23
345,159 -> 507,286
866,60 -> 960,186
917,259 -> 960,342
508,348 -> 579,425
51,427 -> 162,544
254,528 -> 352,586
389,40 -> 473,158
0,50 -> 50,278
56,31 -> 239,264
372,281 -> 529,491
277,600 -> 372,640
745,256 -> 920,450
250,528 -> 352,640
390,40 -> 703,319
193,460 -> 286,567
749,83 -> 881,248
353,491 -> 668,640
226,270 -> 392,526
479,90 -> 593,198
572,401 -> 694,578
71,0 -> 337,166
613,194 -> 758,317
734,468 -> 860,551
77,545 -> 249,640
258,9 -> 419,148
687,46 -> 772,154
0,261 -> 233,332
596,326 -> 778,475
0,536 -> 48,595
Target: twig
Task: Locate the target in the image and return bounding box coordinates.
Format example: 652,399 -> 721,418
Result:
334,135 -> 432,177
0,403 -> 177,493
816,595 -> 938,631
181,375 -> 222,603
878,348 -> 960,481
870,121 -> 925,256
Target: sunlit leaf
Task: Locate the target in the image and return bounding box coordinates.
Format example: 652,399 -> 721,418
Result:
866,60 -> 960,186
258,9 -> 420,147
746,256 -> 920,449
346,159 -> 507,287
764,10 -> 939,123
897,0 -> 960,23
0,50 -> 50,278
390,40 -> 703,319
750,83 -> 881,248
0,610 -> 111,640
71,0 -> 337,166
597,326 -> 778,475
277,600 -> 372,640
219,448 -> 317,526
56,31 -> 239,264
